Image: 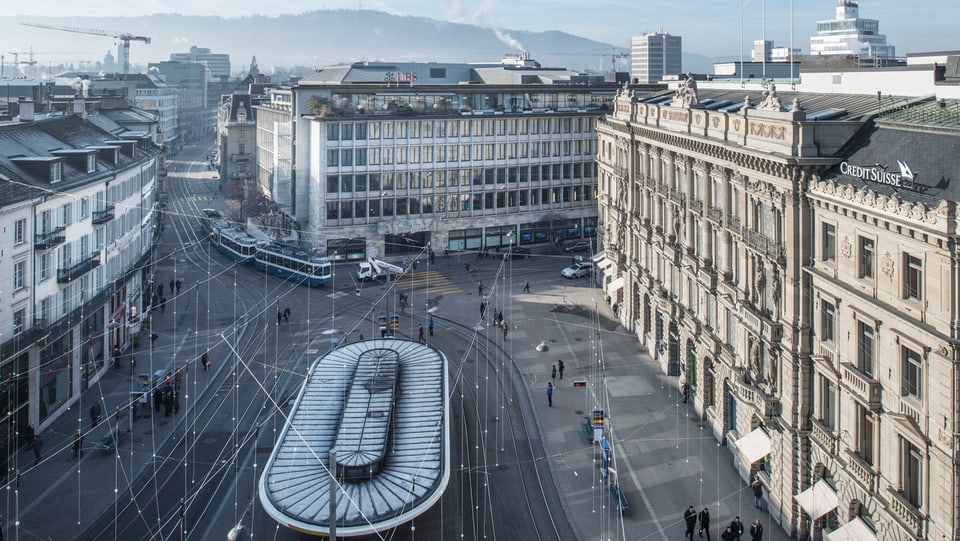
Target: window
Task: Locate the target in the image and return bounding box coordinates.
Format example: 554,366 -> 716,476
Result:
326,124 -> 339,141
857,321 -> 874,376
238,143 -> 246,154
86,153 -> 96,173
858,237 -> 875,279
39,253 -> 50,281
901,346 -> 922,400
822,223 -> 835,261
821,300 -> 835,342
901,439 -> 922,508
13,218 -> 25,245
51,162 -> 62,182
819,377 -> 836,429
904,254 -> 922,300
13,309 -> 25,334
327,150 -> 339,167
857,404 -> 875,466
13,260 -> 25,290
62,203 -> 73,226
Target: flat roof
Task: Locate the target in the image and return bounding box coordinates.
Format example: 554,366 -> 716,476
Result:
259,339 -> 450,537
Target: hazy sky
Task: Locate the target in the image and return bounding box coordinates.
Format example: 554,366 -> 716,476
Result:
12,1 -> 959,57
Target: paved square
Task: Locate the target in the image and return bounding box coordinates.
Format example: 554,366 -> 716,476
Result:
605,375 -> 656,397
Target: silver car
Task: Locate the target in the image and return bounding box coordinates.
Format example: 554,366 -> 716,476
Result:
561,261 -> 594,278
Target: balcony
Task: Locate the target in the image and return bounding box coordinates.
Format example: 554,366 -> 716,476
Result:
742,228 -> 784,260
231,153 -> 251,162
612,165 -> 628,178
845,449 -> 878,492
707,205 -> 724,224
810,419 -> 837,455
34,226 -> 66,250
668,188 -> 684,205
56,250 -> 101,283
91,205 -> 115,225
887,488 -> 924,537
644,176 -> 656,189
726,212 -> 741,231
842,363 -> 882,410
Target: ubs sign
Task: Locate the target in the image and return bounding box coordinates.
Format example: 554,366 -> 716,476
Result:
839,160 -> 917,190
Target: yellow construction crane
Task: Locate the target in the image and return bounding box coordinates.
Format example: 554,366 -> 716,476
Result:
21,22 -> 151,75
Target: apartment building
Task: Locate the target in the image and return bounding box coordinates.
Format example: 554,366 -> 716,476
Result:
256,54 -> 630,260
0,97 -> 161,446
630,31 -> 682,84
596,73 -> 959,538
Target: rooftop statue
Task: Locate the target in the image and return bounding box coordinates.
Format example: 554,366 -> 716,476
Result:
671,73 -> 699,108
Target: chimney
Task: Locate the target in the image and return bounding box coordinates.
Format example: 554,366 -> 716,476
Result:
73,98 -> 87,119
18,99 -> 35,122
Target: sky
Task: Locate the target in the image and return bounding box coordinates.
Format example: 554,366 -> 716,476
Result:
10,0 -> 960,58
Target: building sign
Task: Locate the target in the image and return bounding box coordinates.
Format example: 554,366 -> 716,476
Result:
385,71 -> 418,84
839,160 -> 916,190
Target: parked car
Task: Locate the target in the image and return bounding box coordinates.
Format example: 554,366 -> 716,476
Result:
503,247 -> 531,260
201,208 -> 223,219
561,261 -> 594,278
563,241 -> 592,253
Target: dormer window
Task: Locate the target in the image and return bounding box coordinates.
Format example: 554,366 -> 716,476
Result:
238,112 -> 247,123
51,162 -> 62,183
86,154 -> 97,173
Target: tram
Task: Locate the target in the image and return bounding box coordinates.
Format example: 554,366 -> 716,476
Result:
211,220 -> 263,263
254,244 -> 333,287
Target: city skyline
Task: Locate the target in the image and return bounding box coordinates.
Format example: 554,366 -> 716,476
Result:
9,1 -> 960,59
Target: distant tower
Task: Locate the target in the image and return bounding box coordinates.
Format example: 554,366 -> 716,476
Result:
810,0 -> 896,58
103,50 -> 116,74
630,31 -> 682,84
248,55 -> 260,78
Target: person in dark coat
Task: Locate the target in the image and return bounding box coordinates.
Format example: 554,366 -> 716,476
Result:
201,351 -> 210,371
169,279 -> 175,295
173,390 -> 180,414
546,382 -> 553,407
699,507 -> 712,540
418,324 -> 425,343
175,279 -> 182,294
31,433 -> 42,465
90,402 -> 101,427
749,519 -> 763,541
283,307 -> 291,323
728,516 -> 744,541
684,505 -> 698,540
154,388 -> 163,412
551,365 -> 557,382
720,526 -> 735,541
163,388 -> 173,417
752,477 -> 764,509
72,429 -> 83,459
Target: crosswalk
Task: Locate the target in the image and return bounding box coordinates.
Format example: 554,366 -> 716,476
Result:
394,270 -> 462,295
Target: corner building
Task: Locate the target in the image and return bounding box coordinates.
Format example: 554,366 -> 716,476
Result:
597,84 -> 959,539
259,55 -> 647,259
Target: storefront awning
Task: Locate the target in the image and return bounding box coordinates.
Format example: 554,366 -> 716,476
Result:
734,427 -> 771,464
794,479 -> 839,520
606,277 -> 625,293
824,517 -> 877,541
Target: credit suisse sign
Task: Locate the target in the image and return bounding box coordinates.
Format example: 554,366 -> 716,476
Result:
839,160 -> 917,190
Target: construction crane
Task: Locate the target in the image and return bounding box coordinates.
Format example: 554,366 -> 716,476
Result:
21,22 -> 150,75
607,47 -> 630,72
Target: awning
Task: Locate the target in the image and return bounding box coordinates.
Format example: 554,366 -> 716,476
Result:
824,517 -> 877,541
590,251 -> 607,263
794,479 -> 839,520
606,277 -> 625,293
734,427 -> 771,464
596,258 -> 614,270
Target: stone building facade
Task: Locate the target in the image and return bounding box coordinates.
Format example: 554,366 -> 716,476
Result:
596,81 -> 960,539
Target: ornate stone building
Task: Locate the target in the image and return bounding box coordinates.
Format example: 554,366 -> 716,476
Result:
596,81 -> 960,539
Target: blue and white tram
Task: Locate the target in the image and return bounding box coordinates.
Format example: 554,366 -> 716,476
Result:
254,244 -> 333,287
211,221 -> 262,263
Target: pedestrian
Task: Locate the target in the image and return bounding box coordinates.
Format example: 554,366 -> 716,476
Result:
428,317 -> 434,336
90,401 -> 101,427
173,390 -> 180,414
418,324 -> 425,343
551,364 -> 557,382
699,507 -> 712,541
284,307 -> 291,323
72,429 -> 83,459
479,301 -> 487,318
720,526 -> 734,541
160,296 -> 166,314
277,308 -> 282,326
522,278 -> 530,293
400,298 -> 408,314
380,327 -> 387,339
429,249 -> 435,264
478,281 -> 484,296
546,382 -> 553,407
157,283 -> 163,297
174,368 -> 183,390
752,476 -> 764,509
558,359 -> 565,379
444,248 -> 449,258
164,388 -> 173,417
359,334 -> 365,341
464,261 -> 471,272
684,505 -> 698,540
749,519 -> 763,541
682,382 -> 690,403
502,323 -> 508,339
154,388 -> 163,412
202,351 -> 210,371
151,332 -> 159,343
728,516 -> 744,541
31,432 -> 42,466
175,279 -> 182,294
496,311 -> 503,325
169,279 -> 175,295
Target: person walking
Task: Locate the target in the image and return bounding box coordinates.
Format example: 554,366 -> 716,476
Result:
175,279 -> 182,294
418,324 -> 425,343
479,300 -> 487,318
752,477 -> 764,509
173,390 -> 181,414
728,516 -> 744,541
72,429 -> 83,459
201,351 -> 210,372
428,317 -> 434,336
464,261 -> 471,272
31,432 -> 42,466
277,309 -> 282,326
502,323 -> 508,339
699,507 -> 712,541
684,505 -> 698,540
90,401 -> 101,428
522,278 -> 530,293
749,519 -> 763,541
682,382 -> 690,403
551,365 -> 557,382
169,279 -> 175,295
558,359 -> 565,379
546,382 -> 554,407
284,307 -> 291,323
478,281 -> 484,296
720,526 -> 735,541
